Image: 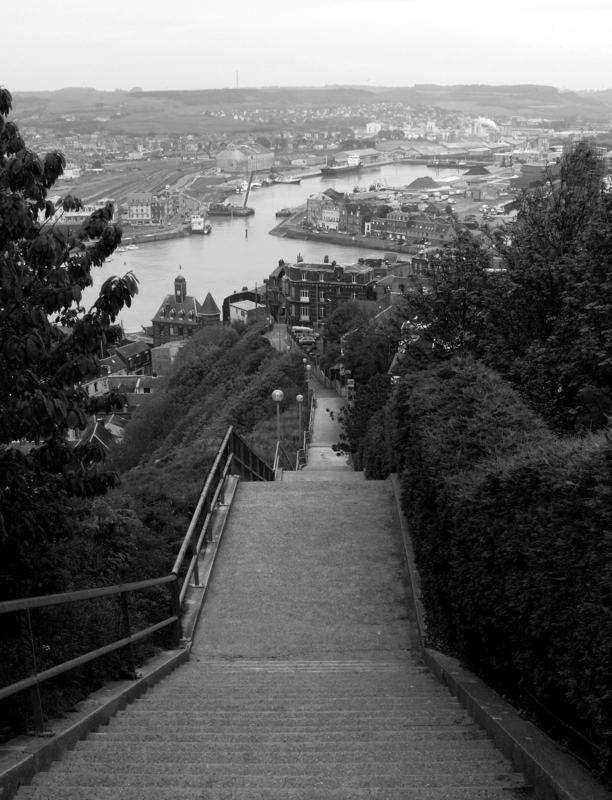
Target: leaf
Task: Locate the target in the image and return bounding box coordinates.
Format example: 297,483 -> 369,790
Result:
0,86 -> 12,116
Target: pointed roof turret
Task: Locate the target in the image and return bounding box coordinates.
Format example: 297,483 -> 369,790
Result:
200,292 -> 220,325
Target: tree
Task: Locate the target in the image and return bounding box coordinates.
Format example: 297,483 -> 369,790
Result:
324,299 -> 373,344
0,87 -> 138,565
398,229 -> 497,359
492,141 -> 612,429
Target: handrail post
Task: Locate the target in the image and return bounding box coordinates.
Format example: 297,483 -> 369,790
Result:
119,593 -> 137,679
191,528 -> 201,587
25,609 -> 45,734
170,578 -> 182,646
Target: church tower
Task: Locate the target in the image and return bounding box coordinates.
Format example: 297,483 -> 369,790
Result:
174,274 -> 187,304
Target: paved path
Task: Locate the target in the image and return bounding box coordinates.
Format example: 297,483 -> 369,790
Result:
305,383 -> 351,471
265,323 -> 351,472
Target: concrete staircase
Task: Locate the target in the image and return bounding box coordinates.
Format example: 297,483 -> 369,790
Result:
13,474 -> 535,799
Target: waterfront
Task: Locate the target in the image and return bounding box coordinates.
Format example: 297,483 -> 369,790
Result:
88,162 -> 459,332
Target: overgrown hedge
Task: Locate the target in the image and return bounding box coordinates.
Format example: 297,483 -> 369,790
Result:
373,356 -> 612,784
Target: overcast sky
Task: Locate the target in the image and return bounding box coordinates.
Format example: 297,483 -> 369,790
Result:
2,0 -> 611,93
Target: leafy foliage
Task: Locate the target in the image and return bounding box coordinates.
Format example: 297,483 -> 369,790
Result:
0,87 -> 137,584
391,142 -> 612,432
373,355 -> 612,784
398,229 -> 498,357
489,141 -> 612,429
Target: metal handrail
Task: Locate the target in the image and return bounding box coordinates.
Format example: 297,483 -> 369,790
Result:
295,430 -> 310,470
273,441 -> 293,476
0,425 -> 273,732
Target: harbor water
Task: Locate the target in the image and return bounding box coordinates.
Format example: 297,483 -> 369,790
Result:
89,163 -> 458,332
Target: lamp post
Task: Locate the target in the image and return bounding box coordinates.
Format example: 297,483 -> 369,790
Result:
296,394 -> 304,441
272,389 -> 284,442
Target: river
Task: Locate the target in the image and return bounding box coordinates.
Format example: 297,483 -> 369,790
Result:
88,162 -> 458,333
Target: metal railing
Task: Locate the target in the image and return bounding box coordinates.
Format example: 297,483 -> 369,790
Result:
295,430 -> 310,470
272,440 -> 294,476
0,426 -> 273,733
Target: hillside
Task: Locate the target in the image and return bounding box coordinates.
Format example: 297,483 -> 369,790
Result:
10,83 -> 612,135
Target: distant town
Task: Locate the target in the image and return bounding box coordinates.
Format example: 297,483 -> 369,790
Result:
14,88 -> 612,451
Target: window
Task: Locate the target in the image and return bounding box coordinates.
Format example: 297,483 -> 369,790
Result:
301,271 -> 306,281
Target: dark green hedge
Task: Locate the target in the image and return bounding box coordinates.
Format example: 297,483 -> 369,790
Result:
396,357 -> 552,646
391,356 -> 612,784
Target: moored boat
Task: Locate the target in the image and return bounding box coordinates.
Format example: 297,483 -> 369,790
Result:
190,214 -> 212,234
320,162 -> 362,176
320,155 -> 362,176
208,203 -> 254,217
274,175 -> 301,185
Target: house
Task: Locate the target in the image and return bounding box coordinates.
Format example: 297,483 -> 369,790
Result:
109,341 -> 152,375
370,210 -> 454,247
269,259 -> 378,330
306,189 -> 345,229
228,299 -> 268,326
151,275 -> 220,347
125,192 -> 168,225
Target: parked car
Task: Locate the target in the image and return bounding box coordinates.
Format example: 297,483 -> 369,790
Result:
298,336 -> 316,350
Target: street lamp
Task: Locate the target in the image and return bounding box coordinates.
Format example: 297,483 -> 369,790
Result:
296,394 -> 304,440
272,389 -> 284,442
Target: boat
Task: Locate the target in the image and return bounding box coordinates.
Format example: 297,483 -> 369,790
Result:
275,208 -> 293,218
190,214 -> 212,234
274,175 -> 301,185
126,244 -> 139,250
208,203 -> 254,217
320,161 -> 362,176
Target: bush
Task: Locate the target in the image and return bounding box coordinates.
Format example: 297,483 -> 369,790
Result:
447,435 -> 612,780
391,354 -> 612,783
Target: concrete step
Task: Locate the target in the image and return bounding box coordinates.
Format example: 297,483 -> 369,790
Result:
36,760 -> 515,779
9,467 -> 537,800
16,786 -> 535,800
283,469 -> 364,481
30,768 -> 528,790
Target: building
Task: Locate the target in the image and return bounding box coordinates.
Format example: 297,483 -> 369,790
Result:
228,299 -> 268,326
215,144 -> 275,174
151,275 -> 220,347
47,197 -> 119,227
125,192 -> 168,225
268,259 -> 378,329
370,211 -> 454,247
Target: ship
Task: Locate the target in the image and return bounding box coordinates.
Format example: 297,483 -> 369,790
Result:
190,214 -> 212,234
208,203 -> 254,217
320,155 -> 362,176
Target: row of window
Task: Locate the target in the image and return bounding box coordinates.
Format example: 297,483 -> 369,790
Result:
294,271 -> 360,283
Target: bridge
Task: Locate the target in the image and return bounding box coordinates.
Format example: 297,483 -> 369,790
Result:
0,366 -> 609,800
